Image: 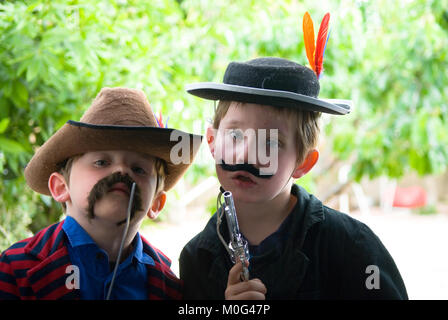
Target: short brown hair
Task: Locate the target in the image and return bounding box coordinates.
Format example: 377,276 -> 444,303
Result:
213,100 -> 321,165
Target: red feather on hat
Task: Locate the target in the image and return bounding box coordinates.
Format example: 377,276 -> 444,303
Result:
302,12 -> 330,79
158,112 -> 164,128
314,13 -> 330,78
154,111 -> 169,128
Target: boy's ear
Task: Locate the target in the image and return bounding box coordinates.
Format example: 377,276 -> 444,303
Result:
292,149 -> 319,179
206,126 -> 216,156
48,172 -> 70,203
147,191 -> 167,220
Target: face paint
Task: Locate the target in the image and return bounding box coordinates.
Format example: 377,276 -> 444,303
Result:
218,160 -> 274,179
86,172 -> 143,225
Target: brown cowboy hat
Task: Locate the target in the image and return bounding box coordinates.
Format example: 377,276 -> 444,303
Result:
24,87 -> 203,195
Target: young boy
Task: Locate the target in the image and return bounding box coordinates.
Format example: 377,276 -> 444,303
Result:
180,57 -> 408,299
0,87 -> 202,300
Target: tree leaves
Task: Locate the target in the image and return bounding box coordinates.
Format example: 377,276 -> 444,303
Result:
0,0 -> 447,250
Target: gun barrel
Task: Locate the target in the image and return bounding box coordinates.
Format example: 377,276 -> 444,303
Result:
222,191 -> 250,281
223,191 -> 240,242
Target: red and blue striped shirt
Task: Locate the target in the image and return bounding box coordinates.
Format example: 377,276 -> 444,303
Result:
0,219 -> 182,300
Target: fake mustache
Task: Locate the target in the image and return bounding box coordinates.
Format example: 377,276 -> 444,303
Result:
219,160 -> 274,179
87,172 -> 143,226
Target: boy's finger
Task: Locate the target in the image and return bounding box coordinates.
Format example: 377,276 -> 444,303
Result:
228,290 -> 266,300
227,261 -> 244,286
225,278 -> 267,300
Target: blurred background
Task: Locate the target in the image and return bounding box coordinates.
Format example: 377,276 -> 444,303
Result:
1,0 -> 447,299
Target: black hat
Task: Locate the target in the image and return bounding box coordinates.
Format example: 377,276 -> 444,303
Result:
186,57 -> 351,115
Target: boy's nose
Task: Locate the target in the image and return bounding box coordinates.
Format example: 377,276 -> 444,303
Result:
112,163 -> 133,177
235,134 -> 257,165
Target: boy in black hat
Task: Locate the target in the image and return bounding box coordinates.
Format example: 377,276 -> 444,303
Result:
179,54 -> 408,298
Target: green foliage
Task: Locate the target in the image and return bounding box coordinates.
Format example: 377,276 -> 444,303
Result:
324,0 -> 448,181
416,204 -> 437,215
1,0 -> 447,250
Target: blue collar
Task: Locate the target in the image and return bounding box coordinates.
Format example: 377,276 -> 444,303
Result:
62,215 -> 154,266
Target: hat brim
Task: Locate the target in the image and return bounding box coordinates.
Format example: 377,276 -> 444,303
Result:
24,120 -> 202,195
186,82 -> 352,115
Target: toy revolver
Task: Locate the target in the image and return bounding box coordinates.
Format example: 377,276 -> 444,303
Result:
222,191 -> 250,281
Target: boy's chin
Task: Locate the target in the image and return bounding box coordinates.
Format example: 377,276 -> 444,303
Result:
91,199 -> 133,225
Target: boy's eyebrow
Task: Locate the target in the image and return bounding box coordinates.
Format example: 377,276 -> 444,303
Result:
136,153 -> 160,166
88,150 -> 155,162
222,119 -> 244,127
129,152 -> 156,163
223,119 -> 288,140
136,152 -> 154,160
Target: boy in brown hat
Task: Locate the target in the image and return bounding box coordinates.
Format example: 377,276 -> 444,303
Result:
180,14 -> 408,298
0,87 -> 201,300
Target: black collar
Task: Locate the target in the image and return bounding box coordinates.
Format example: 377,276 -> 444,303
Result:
196,184 -> 325,256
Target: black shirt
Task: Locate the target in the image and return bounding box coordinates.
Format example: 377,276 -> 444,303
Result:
179,184 -> 408,300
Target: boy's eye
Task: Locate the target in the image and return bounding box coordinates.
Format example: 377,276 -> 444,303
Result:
94,160 -> 109,167
228,129 -> 244,141
266,139 -> 279,148
132,166 -> 146,175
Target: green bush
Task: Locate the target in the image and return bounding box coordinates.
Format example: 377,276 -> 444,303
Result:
1,0 -> 447,251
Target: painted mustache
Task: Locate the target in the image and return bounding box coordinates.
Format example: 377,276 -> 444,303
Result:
219,160 -> 274,179
87,172 -> 143,226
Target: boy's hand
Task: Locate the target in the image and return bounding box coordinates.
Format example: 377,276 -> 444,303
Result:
225,261 -> 267,300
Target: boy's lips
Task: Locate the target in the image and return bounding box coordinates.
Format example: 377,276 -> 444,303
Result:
109,182 -> 131,196
230,171 -> 257,187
